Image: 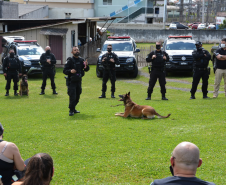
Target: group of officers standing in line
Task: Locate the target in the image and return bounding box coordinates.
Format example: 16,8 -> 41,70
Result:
3,37 -> 226,116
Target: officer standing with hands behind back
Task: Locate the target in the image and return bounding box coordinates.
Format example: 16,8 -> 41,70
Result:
146,42 -> 169,100
99,44 -> 119,98
190,41 -> 211,99
39,46 -> 57,95
3,49 -> 22,96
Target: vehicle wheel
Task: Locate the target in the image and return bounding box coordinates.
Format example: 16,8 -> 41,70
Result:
96,66 -> 103,78
130,65 -> 138,78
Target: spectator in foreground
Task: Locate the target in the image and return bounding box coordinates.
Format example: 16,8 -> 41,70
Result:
12,153 -> 54,185
151,142 -> 215,185
0,123 -> 25,185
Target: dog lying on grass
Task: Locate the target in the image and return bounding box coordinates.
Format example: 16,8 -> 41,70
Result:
115,92 -> 171,119
19,74 -> 29,96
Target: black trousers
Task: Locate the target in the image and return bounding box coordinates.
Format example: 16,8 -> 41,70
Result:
68,81 -> 82,111
190,69 -> 209,95
41,68 -> 56,90
5,72 -> 18,91
147,69 -> 166,95
102,69 -> 116,93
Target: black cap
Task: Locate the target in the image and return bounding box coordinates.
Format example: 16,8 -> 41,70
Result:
195,41 -> 202,45
0,123 -> 3,136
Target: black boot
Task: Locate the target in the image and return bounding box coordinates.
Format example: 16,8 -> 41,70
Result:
69,110 -> 74,116
162,97 -> 168,100
40,89 -> 45,95
111,92 -> 115,98
190,94 -> 195,99
145,93 -> 151,100
5,90 -> 9,96
99,92 -> 106,98
14,90 -> 18,96
53,89 -> 58,95
162,94 -> 168,100
74,109 -> 80,113
203,94 -> 210,99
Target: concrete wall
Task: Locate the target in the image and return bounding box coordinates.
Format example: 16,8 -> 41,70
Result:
98,23 -> 164,30
107,29 -> 226,43
0,1 -> 19,18
49,8 -> 94,19
19,5 -> 48,19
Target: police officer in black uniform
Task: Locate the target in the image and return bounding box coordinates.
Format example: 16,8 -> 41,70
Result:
3,49 -> 22,96
190,41 -> 211,99
40,46 -> 57,95
99,44 -> 119,98
63,46 -> 89,116
146,42 -> 169,100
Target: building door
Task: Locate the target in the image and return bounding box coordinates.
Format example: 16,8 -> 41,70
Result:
49,35 -> 63,64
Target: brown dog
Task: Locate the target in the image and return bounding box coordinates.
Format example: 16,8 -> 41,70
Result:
115,92 -> 171,119
19,74 -> 29,96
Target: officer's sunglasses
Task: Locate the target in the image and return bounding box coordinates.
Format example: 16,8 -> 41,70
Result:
107,48 -> 112,49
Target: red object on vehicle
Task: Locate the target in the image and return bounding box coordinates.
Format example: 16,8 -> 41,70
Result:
192,24 -> 199,29
108,36 -> 130,39
188,22 -> 201,27
14,40 -> 37,43
168,36 -> 192,39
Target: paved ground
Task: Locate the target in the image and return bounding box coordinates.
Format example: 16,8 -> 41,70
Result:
118,69 -> 224,94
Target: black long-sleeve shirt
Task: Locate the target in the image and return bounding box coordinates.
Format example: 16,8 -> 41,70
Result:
40,53 -> 56,68
3,56 -> 21,73
63,56 -> 89,80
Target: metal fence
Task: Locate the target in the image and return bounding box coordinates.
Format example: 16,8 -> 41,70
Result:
137,45 -> 154,67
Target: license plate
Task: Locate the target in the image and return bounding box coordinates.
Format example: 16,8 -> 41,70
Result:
115,64 -> 120,67
180,62 -> 188,65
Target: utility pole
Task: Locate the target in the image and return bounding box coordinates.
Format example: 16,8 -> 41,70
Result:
163,0 -> 167,29
206,0 -> 210,26
197,1 -> 200,22
202,0 -> 205,23
179,0 -> 184,22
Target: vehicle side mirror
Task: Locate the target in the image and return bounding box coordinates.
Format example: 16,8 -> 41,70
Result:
134,48 -> 140,53
96,48 -> 101,52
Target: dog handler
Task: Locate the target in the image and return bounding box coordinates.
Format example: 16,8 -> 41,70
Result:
63,46 -> 89,116
146,42 -> 169,100
3,49 -> 22,96
39,46 -> 57,95
190,41 -> 211,99
99,44 -> 119,98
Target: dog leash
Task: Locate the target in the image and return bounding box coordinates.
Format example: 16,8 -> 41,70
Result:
110,104 -> 123,107
129,105 -> 135,114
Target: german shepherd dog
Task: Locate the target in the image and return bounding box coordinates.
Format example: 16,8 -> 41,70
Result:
115,92 -> 171,119
19,74 -> 29,96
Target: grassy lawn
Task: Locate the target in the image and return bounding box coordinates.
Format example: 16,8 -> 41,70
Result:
0,66 -> 226,184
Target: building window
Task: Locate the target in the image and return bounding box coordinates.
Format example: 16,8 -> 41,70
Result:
71,30 -> 75,47
103,0 -> 112,5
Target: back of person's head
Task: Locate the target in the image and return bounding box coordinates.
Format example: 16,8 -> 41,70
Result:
22,153 -> 53,185
0,123 -> 4,136
172,142 -> 201,172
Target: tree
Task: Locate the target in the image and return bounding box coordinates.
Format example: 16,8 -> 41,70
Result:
219,19 -> 226,30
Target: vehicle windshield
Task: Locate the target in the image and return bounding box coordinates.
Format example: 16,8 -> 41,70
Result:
166,42 -> 196,50
102,41 -> 133,52
18,47 -> 45,55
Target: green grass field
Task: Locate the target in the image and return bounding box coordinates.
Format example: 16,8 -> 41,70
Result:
0,65 -> 226,184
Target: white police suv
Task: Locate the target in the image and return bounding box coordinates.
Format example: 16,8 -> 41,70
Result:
96,36 -> 140,78
2,40 -> 44,75
162,36 -> 196,73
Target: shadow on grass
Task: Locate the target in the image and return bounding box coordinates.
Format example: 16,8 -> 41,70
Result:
166,71 -> 193,78
67,114 -> 96,120
42,94 -> 59,99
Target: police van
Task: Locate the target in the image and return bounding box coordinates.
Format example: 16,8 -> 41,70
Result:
96,36 -> 140,78
2,37 -> 44,75
162,36 -> 196,74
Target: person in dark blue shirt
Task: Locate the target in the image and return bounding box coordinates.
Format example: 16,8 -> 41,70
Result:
151,142 -> 215,185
